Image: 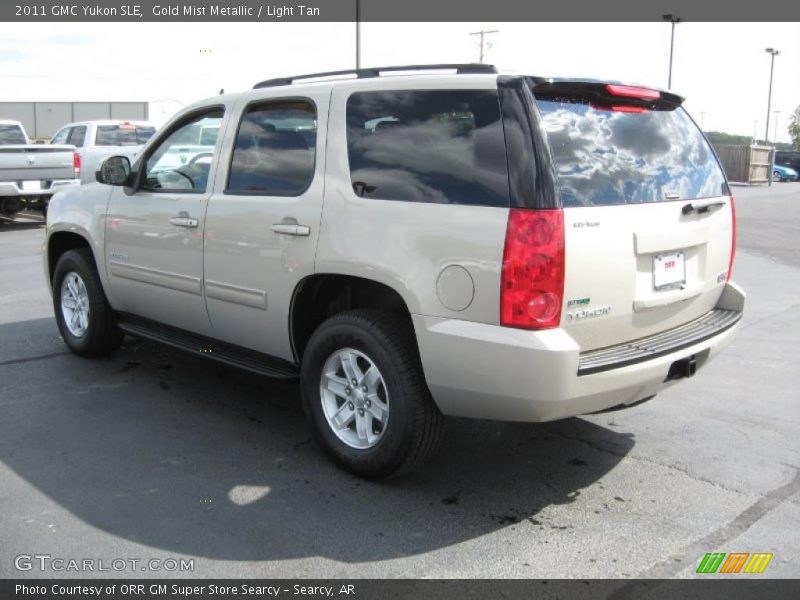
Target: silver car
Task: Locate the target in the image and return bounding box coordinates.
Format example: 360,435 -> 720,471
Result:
44,65 -> 744,478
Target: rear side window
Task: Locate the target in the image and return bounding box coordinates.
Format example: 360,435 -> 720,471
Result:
67,126 -> 86,147
226,100 -> 317,196
0,124 -> 27,145
95,124 -> 157,146
346,90 -> 509,207
534,97 -> 727,206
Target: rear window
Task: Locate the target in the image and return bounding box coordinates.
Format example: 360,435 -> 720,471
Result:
95,124 -> 156,146
0,124 -> 26,145
346,90 -> 509,207
534,97 -> 727,206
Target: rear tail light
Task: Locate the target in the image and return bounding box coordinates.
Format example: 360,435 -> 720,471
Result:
73,151 -> 81,179
727,196 -> 736,282
500,209 -> 565,329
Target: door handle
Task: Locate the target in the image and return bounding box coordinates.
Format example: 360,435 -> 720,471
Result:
681,199 -> 727,215
271,223 -> 310,236
169,216 -> 199,228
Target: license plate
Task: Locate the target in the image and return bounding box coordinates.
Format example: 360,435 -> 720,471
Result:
21,181 -> 42,192
653,251 -> 686,290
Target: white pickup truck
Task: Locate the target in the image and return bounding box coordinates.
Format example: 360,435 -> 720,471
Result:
50,120 -> 157,184
0,120 -> 80,219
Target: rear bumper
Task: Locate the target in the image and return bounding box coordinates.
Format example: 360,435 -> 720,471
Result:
413,282 -> 745,422
0,179 -> 80,197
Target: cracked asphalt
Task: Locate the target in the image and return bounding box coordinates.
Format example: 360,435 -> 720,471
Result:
0,184 -> 798,579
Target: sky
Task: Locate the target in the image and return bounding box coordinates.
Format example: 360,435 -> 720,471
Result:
0,21 -> 797,143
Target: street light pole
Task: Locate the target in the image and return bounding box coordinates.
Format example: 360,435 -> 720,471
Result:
355,0 -> 361,69
662,14 -> 681,89
764,48 -> 779,143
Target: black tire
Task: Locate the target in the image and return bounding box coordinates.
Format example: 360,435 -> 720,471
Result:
300,309 -> 444,479
52,248 -> 123,357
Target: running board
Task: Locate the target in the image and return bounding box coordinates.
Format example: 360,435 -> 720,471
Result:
117,315 -> 299,380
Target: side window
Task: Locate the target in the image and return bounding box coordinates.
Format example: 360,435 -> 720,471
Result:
67,126 -> 87,147
51,128 -> 70,145
345,90 -> 509,207
226,100 -> 316,196
142,109 -> 224,193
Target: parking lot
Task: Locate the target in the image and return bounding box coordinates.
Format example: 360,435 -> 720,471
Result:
0,184 -> 798,579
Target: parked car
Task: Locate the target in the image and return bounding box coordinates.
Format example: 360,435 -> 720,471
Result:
44,65 -> 744,478
50,120 -> 157,184
775,150 -> 800,175
772,164 -> 798,182
0,119 -> 79,218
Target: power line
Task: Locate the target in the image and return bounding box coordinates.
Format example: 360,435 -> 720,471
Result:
469,29 -> 499,64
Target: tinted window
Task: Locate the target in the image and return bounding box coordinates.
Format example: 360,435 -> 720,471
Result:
95,124 -> 157,146
534,98 -> 727,206
346,90 -> 509,207
0,124 -> 27,145
143,111 -> 223,193
227,101 -> 316,196
67,126 -> 87,147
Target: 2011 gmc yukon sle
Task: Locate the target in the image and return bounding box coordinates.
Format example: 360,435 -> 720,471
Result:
44,64 -> 745,478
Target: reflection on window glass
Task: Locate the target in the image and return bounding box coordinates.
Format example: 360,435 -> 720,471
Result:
227,101 -> 316,196
96,124 -> 157,146
144,111 -> 223,192
346,90 -> 509,207
534,99 -> 727,206
0,124 -> 27,145
51,128 -> 70,145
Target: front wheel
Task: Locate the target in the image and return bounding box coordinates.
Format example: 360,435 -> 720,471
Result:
300,310 -> 443,479
773,171 -> 783,182
53,248 -> 122,357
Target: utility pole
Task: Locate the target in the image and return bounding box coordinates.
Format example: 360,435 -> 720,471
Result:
764,48 -> 779,143
355,0 -> 361,69
662,14 -> 681,89
469,29 -> 499,64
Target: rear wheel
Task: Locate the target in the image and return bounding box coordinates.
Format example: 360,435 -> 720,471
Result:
300,310 -> 443,479
53,248 -> 122,357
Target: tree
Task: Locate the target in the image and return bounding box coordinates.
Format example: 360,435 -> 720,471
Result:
790,105 -> 800,150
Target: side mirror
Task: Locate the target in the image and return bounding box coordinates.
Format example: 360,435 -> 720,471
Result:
96,155 -> 132,186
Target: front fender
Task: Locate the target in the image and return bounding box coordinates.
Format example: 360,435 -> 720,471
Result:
45,183 -> 115,303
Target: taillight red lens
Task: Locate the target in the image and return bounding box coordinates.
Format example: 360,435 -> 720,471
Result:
606,84 -> 660,100
73,152 -> 81,179
501,209 -> 565,329
727,196 -> 736,282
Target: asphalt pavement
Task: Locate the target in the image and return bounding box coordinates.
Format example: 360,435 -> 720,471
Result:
0,184 -> 798,580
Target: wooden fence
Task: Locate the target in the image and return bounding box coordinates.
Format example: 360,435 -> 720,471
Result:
713,145 -> 774,184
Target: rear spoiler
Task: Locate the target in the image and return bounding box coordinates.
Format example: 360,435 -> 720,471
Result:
527,78 -> 684,111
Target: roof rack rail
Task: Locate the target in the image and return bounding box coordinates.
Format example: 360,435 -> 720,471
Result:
253,63 -> 497,89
